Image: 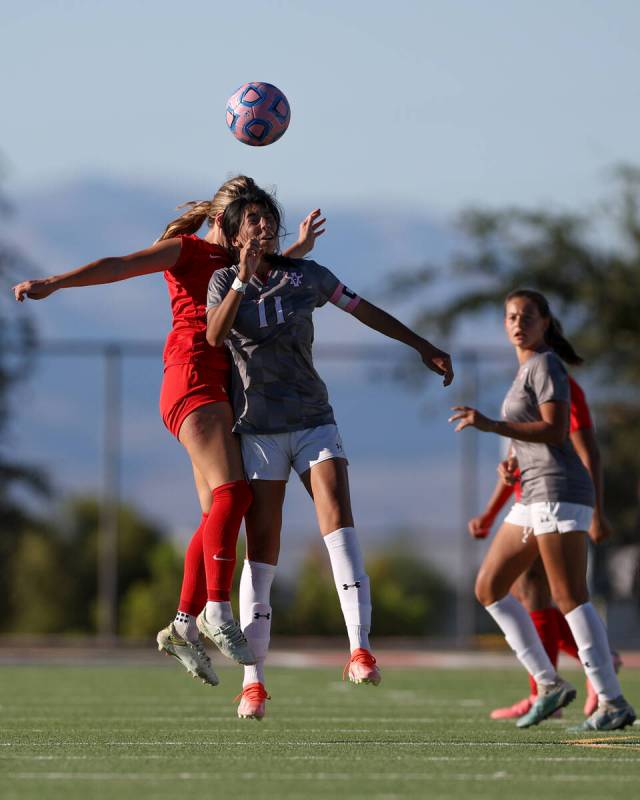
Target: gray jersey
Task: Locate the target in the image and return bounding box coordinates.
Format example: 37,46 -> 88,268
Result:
207,259 -> 359,434
501,351 -> 594,506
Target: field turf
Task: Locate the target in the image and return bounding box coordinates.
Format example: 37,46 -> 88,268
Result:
1,663 -> 638,800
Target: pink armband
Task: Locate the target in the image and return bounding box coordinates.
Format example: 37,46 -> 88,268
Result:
329,282 -> 361,313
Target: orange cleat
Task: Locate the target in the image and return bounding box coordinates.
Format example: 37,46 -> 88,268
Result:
343,648 -> 382,686
235,682 -> 270,720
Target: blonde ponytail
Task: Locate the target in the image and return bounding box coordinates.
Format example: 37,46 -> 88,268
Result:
156,175 -> 259,243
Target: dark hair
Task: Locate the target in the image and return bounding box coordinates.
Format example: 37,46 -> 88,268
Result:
505,289 -> 583,366
220,189 -> 284,257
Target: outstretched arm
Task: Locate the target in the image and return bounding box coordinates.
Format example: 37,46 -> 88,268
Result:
283,209 -> 326,259
351,299 -> 453,386
449,401 -> 568,444
13,238 -> 182,301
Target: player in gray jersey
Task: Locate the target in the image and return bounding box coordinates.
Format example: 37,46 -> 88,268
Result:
449,290 -> 634,732
207,188 -> 454,720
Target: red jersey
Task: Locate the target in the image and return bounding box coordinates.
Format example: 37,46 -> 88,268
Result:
513,375 -> 592,501
162,235 -> 231,370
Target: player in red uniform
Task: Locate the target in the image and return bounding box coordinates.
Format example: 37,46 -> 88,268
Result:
468,374 -> 620,718
13,176 -> 324,684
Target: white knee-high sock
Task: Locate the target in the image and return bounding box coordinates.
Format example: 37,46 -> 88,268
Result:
239,560 -> 276,688
485,595 -> 558,686
323,527 -> 371,652
564,602 -> 622,702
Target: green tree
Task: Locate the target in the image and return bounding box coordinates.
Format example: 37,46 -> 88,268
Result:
282,540 -> 451,636
5,496 -> 183,635
0,178 -> 48,623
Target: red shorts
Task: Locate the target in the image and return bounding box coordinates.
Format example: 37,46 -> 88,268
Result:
160,363 -> 231,439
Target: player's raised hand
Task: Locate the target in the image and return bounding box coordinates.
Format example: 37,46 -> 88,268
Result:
448,405 -> 494,432
238,237 -> 262,282
292,209 -> 326,257
13,278 -> 55,302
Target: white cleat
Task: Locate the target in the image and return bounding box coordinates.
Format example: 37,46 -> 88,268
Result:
156,623 -> 219,686
196,612 -> 256,665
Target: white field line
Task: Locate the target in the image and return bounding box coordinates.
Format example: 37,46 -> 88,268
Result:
2,740 -> 638,750
3,754 -> 640,763
9,771 -> 640,782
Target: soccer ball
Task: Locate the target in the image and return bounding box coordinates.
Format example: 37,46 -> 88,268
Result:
226,82 -> 291,147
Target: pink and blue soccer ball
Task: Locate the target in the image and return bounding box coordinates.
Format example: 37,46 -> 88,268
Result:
226,82 -> 291,147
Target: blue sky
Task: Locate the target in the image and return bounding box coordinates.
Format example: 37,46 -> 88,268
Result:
3,0 -> 640,213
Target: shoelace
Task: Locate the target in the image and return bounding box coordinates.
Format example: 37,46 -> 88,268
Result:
190,640 -> 212,665
342,649 -> 377,680
221,622 -> 249,647
234,683 -> 270,703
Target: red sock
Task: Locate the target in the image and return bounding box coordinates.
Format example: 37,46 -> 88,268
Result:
203,480 -> 253,602
528,608 -> 560,696
178,513 -> 208,616
553,607 -> 580,660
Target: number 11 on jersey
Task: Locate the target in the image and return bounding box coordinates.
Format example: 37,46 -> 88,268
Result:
258,296 -> 285,328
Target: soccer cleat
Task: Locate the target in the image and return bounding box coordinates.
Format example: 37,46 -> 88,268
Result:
571,696 -> 636,732
236,682 -> 270,720
490,695 -> 534,719
491,695 -> 563,720
156,623 -> 219,686
516,678 -> 576,728
343,648 -> 382,686
583,650 -> 623,716
196,612 -> 256,665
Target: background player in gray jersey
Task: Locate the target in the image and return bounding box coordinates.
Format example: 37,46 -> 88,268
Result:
207,188 -> 454,720
449,289 -> 634,732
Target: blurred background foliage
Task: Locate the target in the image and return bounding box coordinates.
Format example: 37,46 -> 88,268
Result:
2,495 -> 452,638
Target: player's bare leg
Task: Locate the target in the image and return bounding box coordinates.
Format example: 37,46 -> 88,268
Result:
490,558 -> 559,719
237,480 -> 285,719
301,458 -> 380,686
165,403 -> 254,666
475,523 -> 576,726
537,531 -> 635,730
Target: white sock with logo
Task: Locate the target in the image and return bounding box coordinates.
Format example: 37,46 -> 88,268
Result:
239,560 -> 277,688
485,595 -> 558,686
204,601 -> 233,627
323,527 -> 372,652
564,602 -> 622,702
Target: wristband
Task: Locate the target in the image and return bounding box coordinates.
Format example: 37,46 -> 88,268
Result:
231,277 -> 248,294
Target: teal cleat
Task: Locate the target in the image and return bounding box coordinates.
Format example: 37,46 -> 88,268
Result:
569,696 -> 636,732
516,679 -> 576,728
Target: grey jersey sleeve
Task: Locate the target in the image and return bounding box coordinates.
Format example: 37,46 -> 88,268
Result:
529,352 -> 570,405
207,267 -> 237,311
307,260 -> 361,312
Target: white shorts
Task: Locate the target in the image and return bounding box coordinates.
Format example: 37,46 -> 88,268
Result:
240,423 -> 347,481
504,501 -> 593,536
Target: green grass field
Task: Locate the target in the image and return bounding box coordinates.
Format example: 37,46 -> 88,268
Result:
1,663 -> 638,800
